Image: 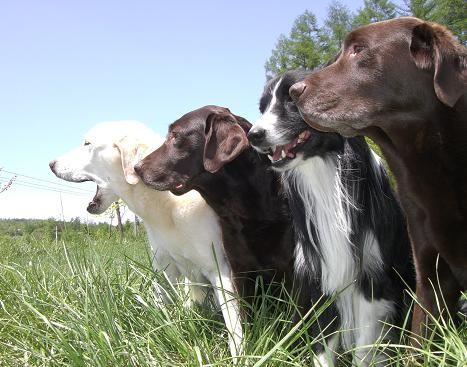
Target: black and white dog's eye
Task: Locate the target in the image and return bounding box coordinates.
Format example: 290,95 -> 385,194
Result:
84,141 -> 91,146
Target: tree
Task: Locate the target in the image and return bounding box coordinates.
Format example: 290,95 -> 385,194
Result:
431,0 -> 467,44
400,0 -> 466,44
320,1 -> 354,61
400,0 -> 436,20
265,11 -> 323,78
265,0 -> 465,79
353,0 -> 397,27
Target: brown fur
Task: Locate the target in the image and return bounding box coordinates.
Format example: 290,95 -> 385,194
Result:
290,17 -> 467,337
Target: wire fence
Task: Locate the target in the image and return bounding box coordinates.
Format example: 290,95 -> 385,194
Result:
0,168 -> 94,196
0,167 -> 138,229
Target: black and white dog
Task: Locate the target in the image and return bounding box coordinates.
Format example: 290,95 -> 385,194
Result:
248,70 -> 415,366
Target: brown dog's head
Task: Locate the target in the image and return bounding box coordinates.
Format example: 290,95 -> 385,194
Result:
134,105 -> 250,195
290,17 -> 466,136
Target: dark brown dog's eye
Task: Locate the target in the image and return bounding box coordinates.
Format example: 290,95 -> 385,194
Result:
350,45 -> 365,56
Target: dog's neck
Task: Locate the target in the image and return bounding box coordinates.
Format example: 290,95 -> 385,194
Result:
112,179 -> 177,227
368,99 -> 467,192
366,98 -> 467,252
192,149 -> 288,222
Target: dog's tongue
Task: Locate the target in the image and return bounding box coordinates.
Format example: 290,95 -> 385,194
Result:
272,138 -> 300,161
272,146 -> 285,161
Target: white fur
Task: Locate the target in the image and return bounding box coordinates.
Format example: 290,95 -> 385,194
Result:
285,158 -> 393,365
314,334 -> 340,367
51,121 -> 243,357
352,294 -> 394,367
249,78 -> 291,146
284,157 -> 356,295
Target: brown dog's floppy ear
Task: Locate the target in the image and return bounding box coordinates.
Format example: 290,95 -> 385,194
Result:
115,137 -> 149,185
410,22 -> 466,107
203,113 -> 250,173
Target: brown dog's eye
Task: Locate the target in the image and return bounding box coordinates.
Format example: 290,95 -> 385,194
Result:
350,45 -> 365,56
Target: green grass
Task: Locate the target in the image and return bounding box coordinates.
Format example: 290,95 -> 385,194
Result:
0,226 -> 465,366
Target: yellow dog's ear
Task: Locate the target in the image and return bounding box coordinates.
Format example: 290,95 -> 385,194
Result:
115,137 -> 150,185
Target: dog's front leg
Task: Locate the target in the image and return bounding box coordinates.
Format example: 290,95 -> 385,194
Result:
210,271 -> 243,360
151,251 -> 182,304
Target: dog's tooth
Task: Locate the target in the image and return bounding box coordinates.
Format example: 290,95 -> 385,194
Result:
281,150 -> 286,159
268,154 -> 273,161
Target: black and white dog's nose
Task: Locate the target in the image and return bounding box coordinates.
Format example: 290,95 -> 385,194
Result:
247,127 -> 266,146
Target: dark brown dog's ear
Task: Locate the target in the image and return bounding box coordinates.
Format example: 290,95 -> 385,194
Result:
203,113 -> 249,173
233,114 -> 252,134
410,22 -> 466,107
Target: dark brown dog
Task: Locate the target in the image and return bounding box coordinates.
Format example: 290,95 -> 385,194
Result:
290,16 -> 466,336
133,106 -> 297,300
135,105 -> 341,358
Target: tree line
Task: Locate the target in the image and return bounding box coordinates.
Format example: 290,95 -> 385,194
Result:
265,0 -> 466,78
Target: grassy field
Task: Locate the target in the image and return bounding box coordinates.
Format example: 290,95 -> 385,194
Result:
0,220 -> 465,366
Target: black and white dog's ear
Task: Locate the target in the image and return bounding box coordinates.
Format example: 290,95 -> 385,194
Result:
115,137 -> 149,185
410,22 -> 466,107
203,112 -> 250,173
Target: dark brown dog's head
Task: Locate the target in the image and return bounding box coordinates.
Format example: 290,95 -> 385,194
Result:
134,105 -> 251,195
290,17 -> 467,137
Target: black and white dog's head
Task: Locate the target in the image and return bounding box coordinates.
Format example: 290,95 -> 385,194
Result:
248,70 -> 344,171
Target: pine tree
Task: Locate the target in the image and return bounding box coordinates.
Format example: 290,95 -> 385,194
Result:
320,1 -> 354,61
400,0 -> 436,20
353,0 -> 397,27
265,11 -> 323,78
432,0 -> 467,44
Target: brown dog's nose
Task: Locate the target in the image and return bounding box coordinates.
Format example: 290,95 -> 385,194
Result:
289,82 -> 307,101
49,160 -> 57,173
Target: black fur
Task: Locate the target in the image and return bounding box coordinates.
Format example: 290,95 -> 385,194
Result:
249,70 -> 416,359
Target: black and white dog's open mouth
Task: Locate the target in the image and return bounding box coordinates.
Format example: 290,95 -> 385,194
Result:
266,130 -> 312,164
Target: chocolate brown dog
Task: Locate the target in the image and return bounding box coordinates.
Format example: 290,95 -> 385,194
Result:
290,17 -> 466,336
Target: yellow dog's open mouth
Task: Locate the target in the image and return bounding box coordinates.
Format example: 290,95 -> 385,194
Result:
87,185 -> 104,214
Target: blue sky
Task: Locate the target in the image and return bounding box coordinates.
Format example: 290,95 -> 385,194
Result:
0,0 -> 369,220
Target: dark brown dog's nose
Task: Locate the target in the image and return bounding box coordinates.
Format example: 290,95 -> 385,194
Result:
49,160 -> 57,173
289,82 -> 307,101
133,162 -> 143,177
